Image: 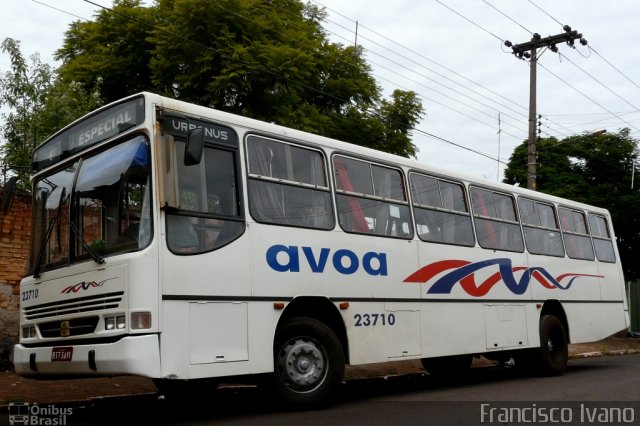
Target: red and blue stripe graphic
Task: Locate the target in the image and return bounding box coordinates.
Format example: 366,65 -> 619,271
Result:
403,259 -> 603,296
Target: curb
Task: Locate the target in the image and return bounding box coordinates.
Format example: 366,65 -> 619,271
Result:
570,348 -> 640,359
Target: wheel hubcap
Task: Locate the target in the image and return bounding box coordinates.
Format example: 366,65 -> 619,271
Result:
278,338 -> 327,392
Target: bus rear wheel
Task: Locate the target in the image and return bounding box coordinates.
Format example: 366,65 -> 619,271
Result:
272,317 -> 345,409
535,315 -> 568,376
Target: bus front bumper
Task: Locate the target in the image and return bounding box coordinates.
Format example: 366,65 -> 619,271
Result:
13,334 -> 161,378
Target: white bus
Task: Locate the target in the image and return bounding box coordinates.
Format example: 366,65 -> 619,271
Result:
14,92 -> 629,407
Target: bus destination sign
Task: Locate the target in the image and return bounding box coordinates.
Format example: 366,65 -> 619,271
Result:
33,96 -> 145,172
161,114 -> 238,148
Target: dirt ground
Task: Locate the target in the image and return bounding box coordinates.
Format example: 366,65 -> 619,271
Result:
1,333 -> 638,407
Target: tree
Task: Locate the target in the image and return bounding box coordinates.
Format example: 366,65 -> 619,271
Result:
55,0 -> 155,103
0,38 -> 102,189
1,38 -> 55,187
55,0 -> 424,157
503,129 -> 640,280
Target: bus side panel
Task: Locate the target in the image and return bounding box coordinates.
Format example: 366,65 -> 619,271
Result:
528,255 -> 602,302
160,300 -> 279,379
416,243 -> 531,357
250,224 -> 423,365
420,303 -> 487,357
598,260 -> 626,302
159,229 -> 254,379
564,303 -> 626,343
250,225 -> 421,299
160,233 -> 252,297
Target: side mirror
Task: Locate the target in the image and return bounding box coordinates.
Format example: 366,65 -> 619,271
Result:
184,128 -> 204,166
2,176 -> 17,213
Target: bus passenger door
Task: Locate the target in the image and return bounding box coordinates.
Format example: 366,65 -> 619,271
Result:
157,122 -> 251,375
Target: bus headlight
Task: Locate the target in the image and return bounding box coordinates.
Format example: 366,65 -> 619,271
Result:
104,315 -> 126,331
116,316 -> 126,329
105,317 -> 115,330
131,312 -> 151,330
22,325 -> 36,338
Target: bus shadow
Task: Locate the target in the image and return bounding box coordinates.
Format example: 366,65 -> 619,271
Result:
68,361 -> 609,424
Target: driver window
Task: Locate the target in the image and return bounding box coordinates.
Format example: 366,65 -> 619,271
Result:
167,141 -> 244,254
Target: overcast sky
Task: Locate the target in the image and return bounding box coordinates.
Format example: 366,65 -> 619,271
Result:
3,1 -> 640,182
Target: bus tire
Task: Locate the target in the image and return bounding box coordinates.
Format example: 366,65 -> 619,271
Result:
272,317 -> 345,409
535,315 -> 568,376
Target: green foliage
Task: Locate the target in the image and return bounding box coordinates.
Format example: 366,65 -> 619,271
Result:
503,130 -> 640,280
0,38 -> 103,189
1,38 -> 54,188
55,0 -> 424,157
55,0 -> 154,103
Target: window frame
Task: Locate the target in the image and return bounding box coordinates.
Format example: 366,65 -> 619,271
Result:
588,213 -> 617,263
164,119 -> 246,256
517,197 -> 565,257
245,134 -> 335,230
333,154 -> 413,239
409,172 -> 475,247
558,206 -> 595,261
470,186 -> 524,253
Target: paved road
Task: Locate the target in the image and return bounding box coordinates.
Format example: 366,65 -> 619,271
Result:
3,354 -> 640,425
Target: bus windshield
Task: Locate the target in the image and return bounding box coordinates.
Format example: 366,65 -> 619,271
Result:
29,136 -> 152,276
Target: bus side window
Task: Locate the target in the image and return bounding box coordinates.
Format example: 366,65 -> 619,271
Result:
588,214 -> 616,263
247,136 -> 334,230
167,141 -> 245,255
558,207 -> 594,260
470,187 -> 524,252
519,198 -> 564,257
409,173 -> 474,246
334,156 -> 412,239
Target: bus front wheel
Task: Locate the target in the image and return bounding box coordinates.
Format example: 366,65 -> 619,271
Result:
272,317 -> 345,408
535,315 -> 568,376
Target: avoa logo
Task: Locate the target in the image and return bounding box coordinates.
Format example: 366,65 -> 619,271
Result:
266,245 -> 388,276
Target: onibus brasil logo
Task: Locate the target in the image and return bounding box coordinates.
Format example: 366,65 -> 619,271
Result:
9,402 -> 72,425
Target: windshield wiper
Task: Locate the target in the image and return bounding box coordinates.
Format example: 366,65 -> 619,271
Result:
69,220 -> 106,265
33,216 -> 58,279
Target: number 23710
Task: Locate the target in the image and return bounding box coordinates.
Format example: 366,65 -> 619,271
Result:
354,313 -> 396,327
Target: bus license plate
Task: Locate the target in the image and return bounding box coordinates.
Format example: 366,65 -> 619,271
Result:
51,347 -> 73,362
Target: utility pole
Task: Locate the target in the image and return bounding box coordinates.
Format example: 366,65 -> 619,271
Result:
505,26 -> 587,191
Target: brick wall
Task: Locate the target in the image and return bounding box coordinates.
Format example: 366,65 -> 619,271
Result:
0,184 -> 32,369
1,186 -> 32,286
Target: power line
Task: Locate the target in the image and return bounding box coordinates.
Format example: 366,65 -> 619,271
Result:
527,0 -> 563,27
432,0 -> 505,43
58,0 -> 513,167
589,45 -> 640,92
300,0 -> 531,137
482,0 -> 532,35
430,0 -> 583,141
505,28 -> 588,191
525,0 -> 640,113
414,128 -> 507,165
208,0 -> 528,143
32,0 -> 88,21
538,62 -> 640,134
311,0 -> 529,116
239,1 -> 529,135
560,52 -> 640,116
